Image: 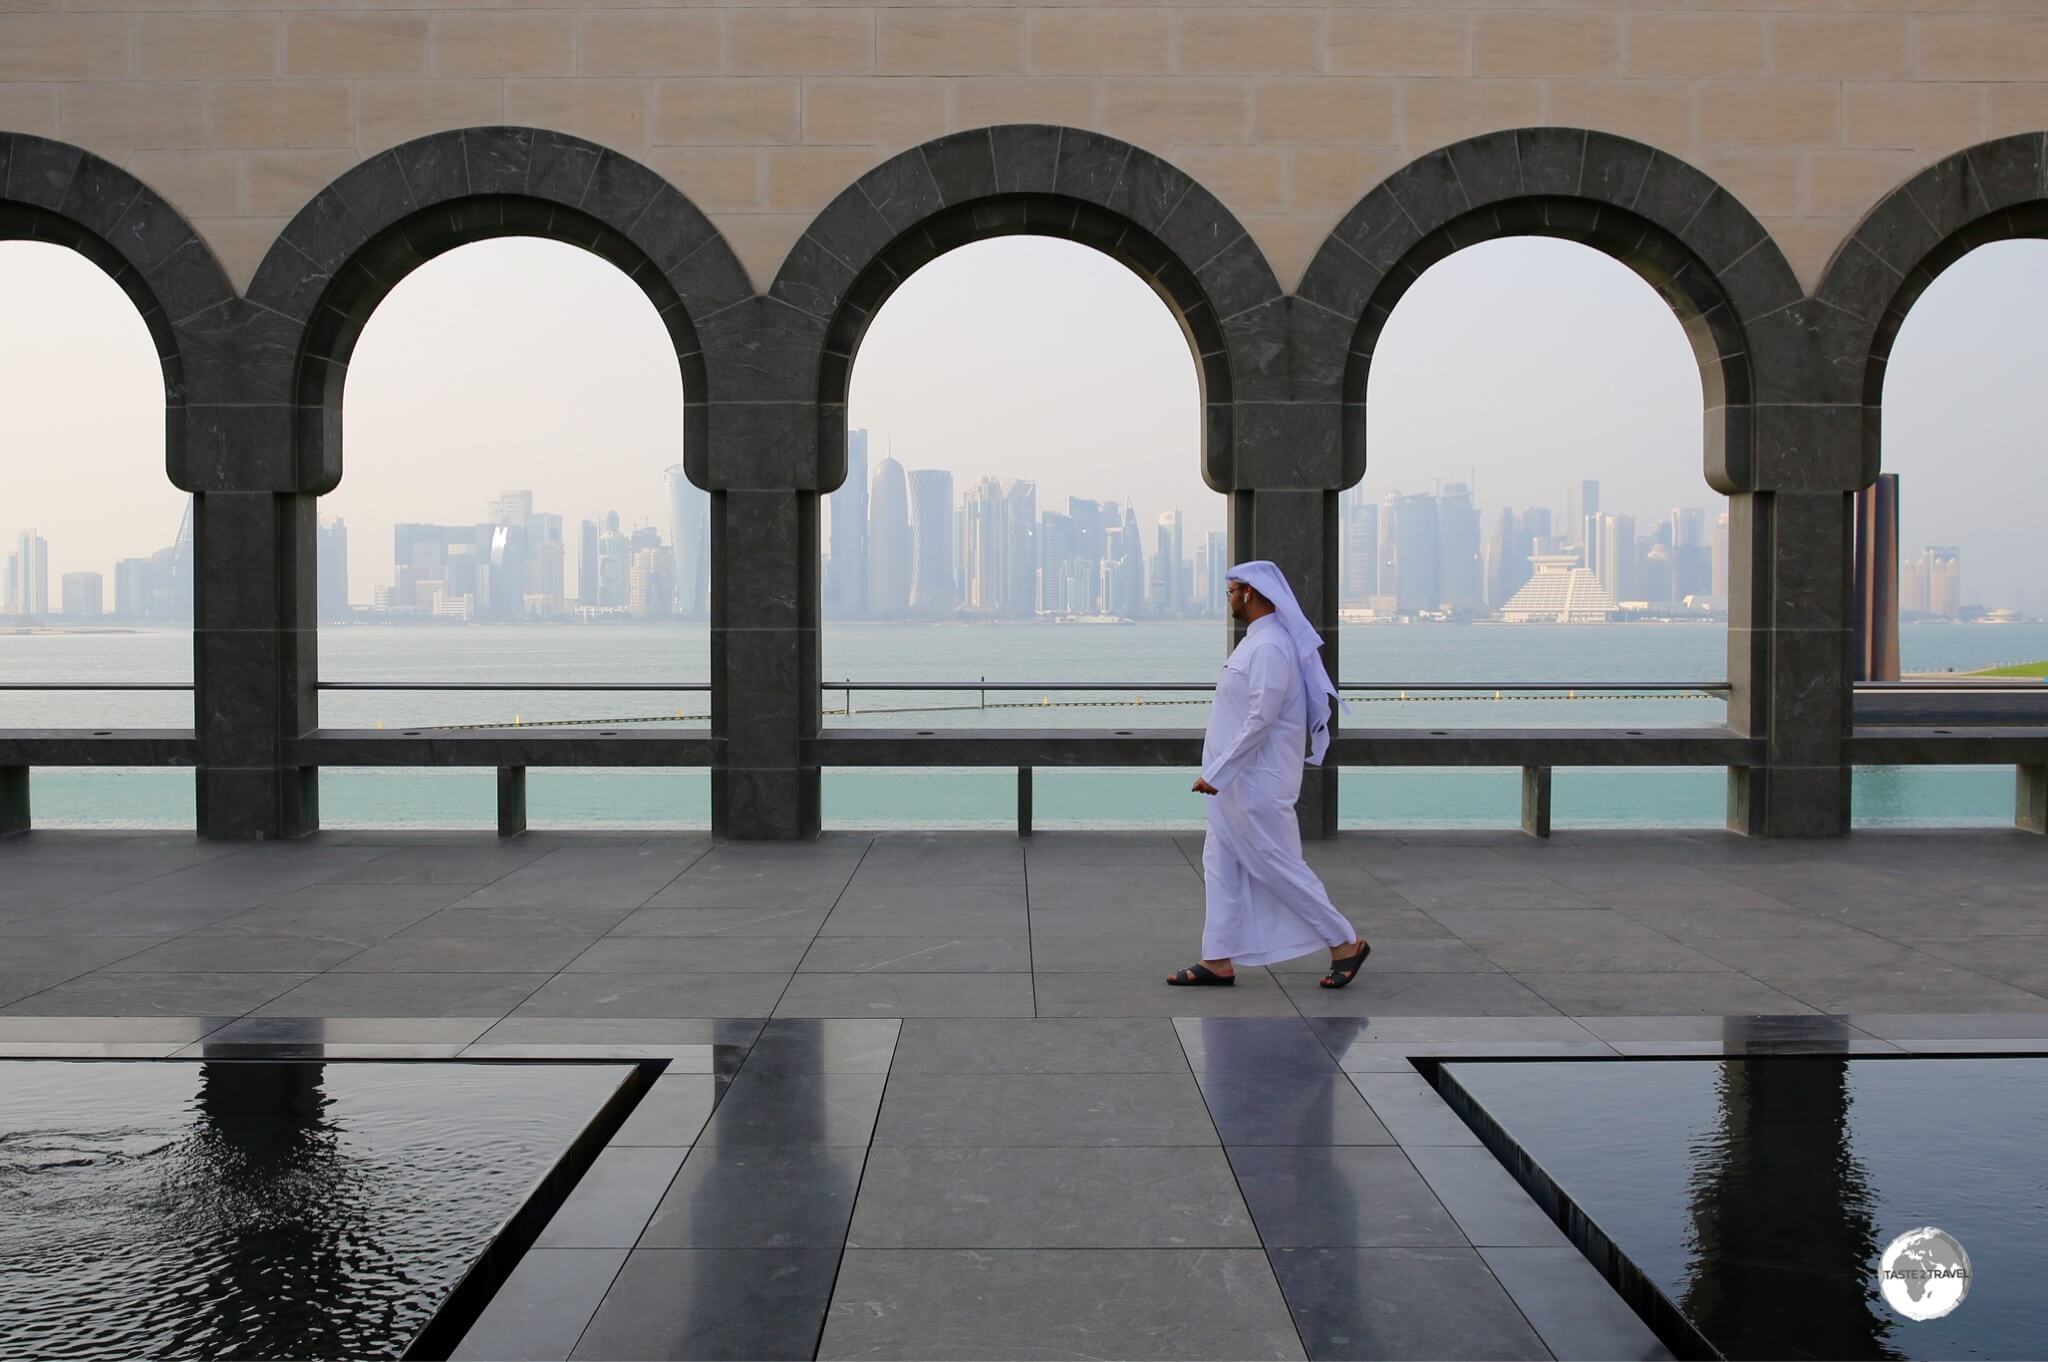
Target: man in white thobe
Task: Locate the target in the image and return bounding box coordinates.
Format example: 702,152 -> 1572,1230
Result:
1167,560 -> 1369,989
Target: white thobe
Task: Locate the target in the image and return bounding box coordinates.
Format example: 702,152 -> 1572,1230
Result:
1199,615 -> 1355,966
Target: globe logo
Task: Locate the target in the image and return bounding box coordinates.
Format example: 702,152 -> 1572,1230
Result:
1878,1227 -> 1971,1321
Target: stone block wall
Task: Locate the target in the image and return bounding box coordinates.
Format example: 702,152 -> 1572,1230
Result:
4,3 -> 2047,294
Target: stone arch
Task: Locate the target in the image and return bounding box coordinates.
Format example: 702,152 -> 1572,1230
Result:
1297,128 -> 1811,497
1299,128 -> 1849,835
767,126 -> 1286,496
0,132 -> 237,490
244,126 -> 752,496
1812,132 -> 2048,488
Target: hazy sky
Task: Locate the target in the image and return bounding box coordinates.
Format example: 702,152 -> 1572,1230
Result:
3,231 -> 2042,613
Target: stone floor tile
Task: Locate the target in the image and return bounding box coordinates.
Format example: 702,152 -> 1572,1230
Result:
1478,1246 -> 1674,1361
3,971 -> 309,1016
571,1248 -> 840,1361
254,972 -> 550,1018
536,1146 -> 689,1250
566,936 -> 809,973
102,934 -> 367,974
1175,1016 -> 1339,1076
847,1145 -> 1258,1249
1570,1013 -> 1875,1044
1423,907 -> 1665,940
1403,1146 -> 1569,1248
773,972 -> 1036,1018
1197,1071 -> 1393,1146
742,1018 -> 901,1073
1280,971 -> 1560,1018
1757,969 -> 2048,1015
1230,1146 -> 1461,1247
891,1017 -> 1185,1074
1267,940 -> 1502,973
818,902 -> 1031,938
1516,971 -> 1815,1017
1346,1073 -> 1484,1148
452,1248 -> 629,1362
1467,937 -> 1733,973
203,1015 -> 500,1044
606,907 -> 830,938
696,1071 -> 887,1147
476,1016 -> 763,1047
874,1071 -> 1216,1147
3,937 -> 175,975
1307,1016 -> 1596,1049
640,1143 -> 865,1248
1844,1012 -> 2048,1039
334,935 -> 597,974
608,1075 -> 726,1148
797,935 -> 1031,973
0,1014 -> 231,1042
1270,1246 -> 1549,1361
510,971 -> 790,1019
1030,970 -> 1298,1017
819,1248 -> 1303,1361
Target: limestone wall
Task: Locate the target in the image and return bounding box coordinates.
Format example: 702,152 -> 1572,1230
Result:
4,2 -> 2046,294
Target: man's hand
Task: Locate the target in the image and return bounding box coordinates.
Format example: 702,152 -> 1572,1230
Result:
1192,777 -> 1219,795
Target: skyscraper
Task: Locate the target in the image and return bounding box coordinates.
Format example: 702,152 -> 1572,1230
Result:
577,520 -> 600,607
867,457 -> 912,617
316,516 -> 350,621
1566,480 -> 1600,560
598,517 -> 630,609
7,530 -> 49,618
1596,513 -> 1638,603
1155,508 -> 1185,614
1120,504 -> 1147,616
1342,494 -> 1379,605
828,428 -> 870,617
1382,492 -> 1439,614
1670,506 -> 1711,599
61,571 -> 101,618
1483,508 -> 1525,609
1039,510 -> 1073,613
960,475 -> 1005,611
1926,546 -> 1962,618
1004,480 -> 1036,617
1713,511 -> 1731,602
1436,482 -> 1481,611
907,468 -> 955,617
666,463 -> 709,617
1204,531 -> 1228,616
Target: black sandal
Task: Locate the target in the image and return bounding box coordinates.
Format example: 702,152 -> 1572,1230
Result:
1320,942 -> 1371,989
1166,963 -> 1236,987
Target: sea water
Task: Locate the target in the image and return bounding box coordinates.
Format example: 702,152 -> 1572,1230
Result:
2,620 -> 2041,831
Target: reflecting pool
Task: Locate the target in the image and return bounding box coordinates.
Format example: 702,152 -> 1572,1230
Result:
1440,1058 -> 2048,1361
0,1060 -> 634,1360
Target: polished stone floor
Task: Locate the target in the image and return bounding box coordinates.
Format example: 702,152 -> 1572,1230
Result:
3,828 -> 2044,1359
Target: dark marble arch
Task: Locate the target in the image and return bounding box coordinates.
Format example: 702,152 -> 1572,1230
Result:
7,123 -> 2046,842
1300,129 -> 1844,838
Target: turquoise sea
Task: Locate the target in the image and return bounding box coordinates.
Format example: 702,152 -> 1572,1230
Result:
2,620 -> 2043,832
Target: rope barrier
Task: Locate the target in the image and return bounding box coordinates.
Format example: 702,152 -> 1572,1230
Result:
404,689 -> 1723,731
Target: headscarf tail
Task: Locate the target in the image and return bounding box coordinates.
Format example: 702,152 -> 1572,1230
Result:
1224,559 -> 1345,766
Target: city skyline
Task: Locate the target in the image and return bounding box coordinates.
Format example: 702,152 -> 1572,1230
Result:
4,235 -> 2043,618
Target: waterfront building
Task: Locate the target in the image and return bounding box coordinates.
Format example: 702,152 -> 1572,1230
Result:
5,530 -> 48,617
1204,531 -> 1229,616
1927,547 -> 1963,618
1437,483 -> 1482,612
1597,513 -> 1638,604
1343,495 -> 1380,605
1155,509 -> 1185,614
60,570 -> 101,618
1498,554 -> 1619,622
627,545 -> 673,617
597,517 -> 630,609
576,520 -> 600,608
960,475 -> 1004,612
1381,491 -> 1440,615
908,469 -> 955,617
866,457 -> 912,618
1566,480 -> 1600,560
1004,481 -> 1036,618
1039,511 -> 1074,613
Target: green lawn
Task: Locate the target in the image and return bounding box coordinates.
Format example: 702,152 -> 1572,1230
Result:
1970,659 -> 2048,678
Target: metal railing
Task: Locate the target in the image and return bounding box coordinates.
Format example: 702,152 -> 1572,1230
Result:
2,677 -> 2043,838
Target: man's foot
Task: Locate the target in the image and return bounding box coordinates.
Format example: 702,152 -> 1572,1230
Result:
1166,961 -> 1236,986
1320,940 -> 1370,989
